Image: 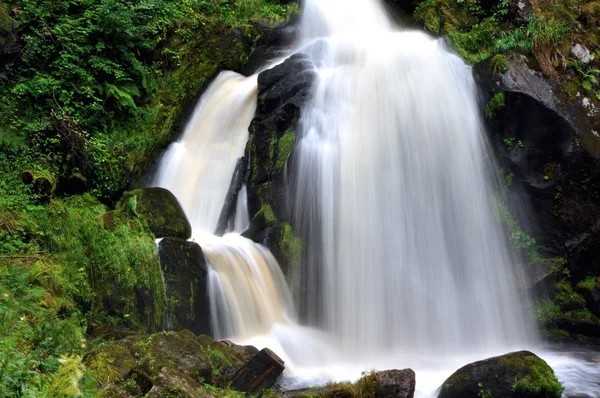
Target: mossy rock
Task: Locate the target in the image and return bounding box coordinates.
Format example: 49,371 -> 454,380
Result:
117,187 -> 191,239
134,330 -> 212,382
158,237 -> 211,335
439,351 -> 563,398
146,367 -> 211,398
86,342 -> 137,385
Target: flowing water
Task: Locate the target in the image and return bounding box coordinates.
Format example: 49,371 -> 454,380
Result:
154,0 -> 600,396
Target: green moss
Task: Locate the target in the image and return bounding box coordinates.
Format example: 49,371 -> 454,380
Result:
485,92 -> 505,118
202,345 -> 235,378
577,276 -> 599,292
255,204 -> 278,226
554,279 -> 587,310
86,342 -> 136,385
276,129 -> 296,172
491,195 -> 539,261
414,0 -> 471,35
280,223 -> 303,266
323,371 -> 378,398
496,355 -> 563,396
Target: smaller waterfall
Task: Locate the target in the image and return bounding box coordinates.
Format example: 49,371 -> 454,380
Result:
155,71 -> 258,234
154,71 -> 307,350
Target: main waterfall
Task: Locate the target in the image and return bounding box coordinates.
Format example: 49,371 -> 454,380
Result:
290,0 -> 534,360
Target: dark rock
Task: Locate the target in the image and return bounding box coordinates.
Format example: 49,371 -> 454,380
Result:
219,340 -> 260,361
578,282 -> 600,318
215,157 -> 249,236
230,348 -> 285,395
519,260 -> 564,299
509,0 -> 533,23
566,221 -> 600,282
375,369 -> 415,398
475,54 -> 600,255
438,351 -> 563,398
243,53 -> 315,271
158,238 -> 211,335
242,19 -> 300,76
117,187 -> 191,240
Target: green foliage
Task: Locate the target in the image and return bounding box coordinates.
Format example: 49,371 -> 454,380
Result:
0,154 -> 165,394
502,355 -> 564,397
324,371 -> 379,398
202,345 -> 234,378
568,59 -> 600,99
494,16 -> 571,53
485,92 -> 505,118
0,0 -> 292,198
255,204 -> 278,225
503,137 -> 524,154
492,195 -> 539,261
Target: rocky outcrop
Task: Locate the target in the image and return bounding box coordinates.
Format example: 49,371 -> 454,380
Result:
439,351 -> 563,398
475,54 -> 600,255
115,187 -> 192,240
242,53 -> 315,271
86,331 -> 262,398
158,238 -> 211,335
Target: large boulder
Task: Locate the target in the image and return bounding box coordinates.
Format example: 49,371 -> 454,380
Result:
88,331 -> 254,397
116,187 -> 192,240
158,237 -> 211,335
438,351 -> 563,398
240,54 -> 315,276
474,54 -> 600,255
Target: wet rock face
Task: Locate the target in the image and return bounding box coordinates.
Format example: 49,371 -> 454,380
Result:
474,55 -> 600,255
117,187 -> 192,240
566,222 -> 600,282
158,237 -> 211,335
243,53 -> 315,271
439,351 -> 563,398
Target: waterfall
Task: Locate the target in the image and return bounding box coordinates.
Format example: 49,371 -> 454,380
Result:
154,71 -> 298,341
290,0 -> 534,360
150,0 -> 600,395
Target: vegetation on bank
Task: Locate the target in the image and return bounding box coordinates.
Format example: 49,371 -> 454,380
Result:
0,0 -> 296,395
415,0 -> 600,100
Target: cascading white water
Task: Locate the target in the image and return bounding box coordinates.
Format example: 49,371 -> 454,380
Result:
152,1 -> 600,396
291,0 -> 534,359
154,71 -> 297,341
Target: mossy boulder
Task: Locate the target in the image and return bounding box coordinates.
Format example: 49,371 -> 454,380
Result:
439,351 -> 563,398
85,343 -> 137,386
133,330 -> 213,382
89,331 -> 254,397
116,187 -> 191,240
158,237 -> 211,335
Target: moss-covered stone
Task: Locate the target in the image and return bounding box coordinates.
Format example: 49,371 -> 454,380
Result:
158,238 -> 211,335
116,187 -> 191,240
439,351 -> 563,398
85,342 -> 137,386
134,330 -> 213,382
